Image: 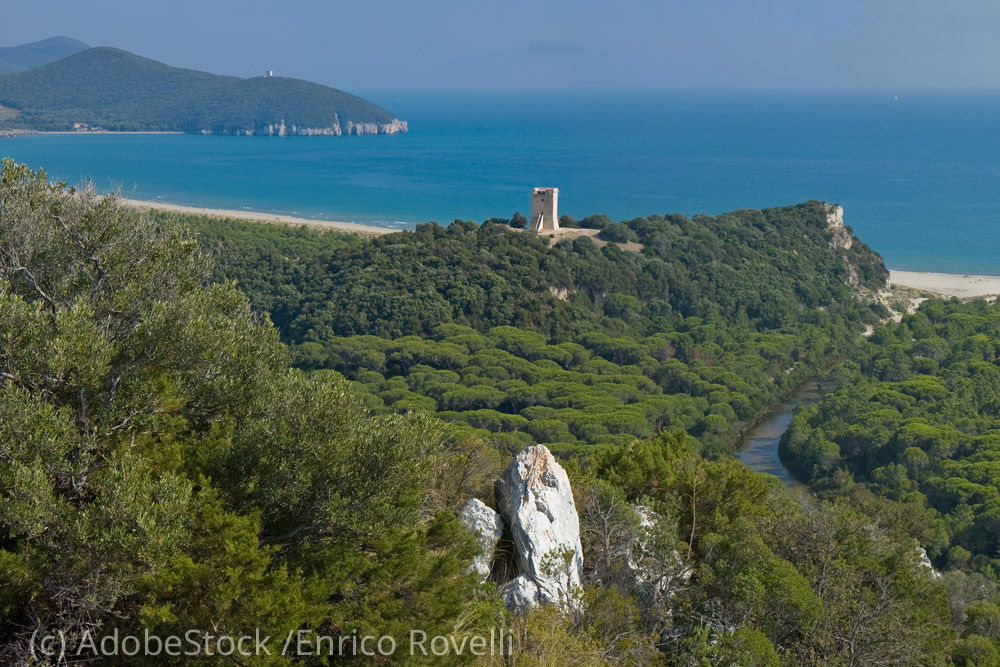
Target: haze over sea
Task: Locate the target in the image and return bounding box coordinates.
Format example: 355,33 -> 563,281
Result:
3,91 -> 999,274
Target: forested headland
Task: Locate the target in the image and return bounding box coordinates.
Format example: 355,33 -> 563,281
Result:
2,160 -> 999,665
0,47 -> 405,135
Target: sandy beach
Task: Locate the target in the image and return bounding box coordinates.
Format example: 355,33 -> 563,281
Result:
890,270 -> 1000,298
122,198 -> 394,236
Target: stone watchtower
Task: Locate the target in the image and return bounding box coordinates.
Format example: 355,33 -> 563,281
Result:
530,188 -> 559,232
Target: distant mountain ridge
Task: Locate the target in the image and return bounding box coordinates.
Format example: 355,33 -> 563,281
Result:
0,44 -> 406,135
0,36 -> 89,75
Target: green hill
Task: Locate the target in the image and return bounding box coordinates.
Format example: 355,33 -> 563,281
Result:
0,36 -> 89,75
170,201 -> 890,456
0,46 -> 406,135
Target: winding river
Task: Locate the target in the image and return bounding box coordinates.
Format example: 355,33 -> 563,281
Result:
736,381 -> 823,493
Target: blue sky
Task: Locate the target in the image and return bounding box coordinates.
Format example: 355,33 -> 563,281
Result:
3,0 -> 999,91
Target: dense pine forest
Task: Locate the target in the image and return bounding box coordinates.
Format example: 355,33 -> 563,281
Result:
2,160 -> 999,665
782,300 -> 1000,579
174,204 -> 887,458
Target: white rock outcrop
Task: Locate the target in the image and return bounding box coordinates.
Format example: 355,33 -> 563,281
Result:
826,204 -> 844,229
917,546 -> 942,579
826,203 -> 853,250
500,574 -> 540,610
218,117 -> 408,137
548,286 -> 573,302
459,498 -> 504,581
345,119 -> 409,135
495,445 -> 584,610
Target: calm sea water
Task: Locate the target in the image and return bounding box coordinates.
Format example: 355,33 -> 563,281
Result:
3,91 -> 999,273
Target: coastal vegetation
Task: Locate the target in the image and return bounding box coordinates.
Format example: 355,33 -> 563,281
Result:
170,203 -> 888,457
0,47 -> 404,134
2,161 -> 997,664
781,299 -> 1000,581
0,163 -> 493,663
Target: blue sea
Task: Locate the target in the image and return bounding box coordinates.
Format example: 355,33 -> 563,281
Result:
3,91 -> 1000,273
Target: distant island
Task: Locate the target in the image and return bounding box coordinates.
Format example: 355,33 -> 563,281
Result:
0,38 -> 406,136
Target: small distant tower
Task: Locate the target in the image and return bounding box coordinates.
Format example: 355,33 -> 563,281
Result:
530,187 -> 559,232
265,69 -> 274,78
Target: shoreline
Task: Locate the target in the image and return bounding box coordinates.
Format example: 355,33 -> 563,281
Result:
1,130 -> 186,138
889,270 -> 1000,298
121,198 -> 395,236
42,131 -> 185,135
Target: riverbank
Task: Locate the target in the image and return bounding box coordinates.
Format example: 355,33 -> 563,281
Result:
889,270 -> 1000,298
736,379 -> 818,494
122,198 -> 394,236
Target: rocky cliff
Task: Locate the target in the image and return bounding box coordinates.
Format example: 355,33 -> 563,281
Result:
825,203 -> 853,251
250,118 -> 408,137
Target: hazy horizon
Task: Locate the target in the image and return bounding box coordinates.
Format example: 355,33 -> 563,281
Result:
3,0 -> 1000,93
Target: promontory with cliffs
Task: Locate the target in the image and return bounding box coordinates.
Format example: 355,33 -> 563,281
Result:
0,37 -> 405,136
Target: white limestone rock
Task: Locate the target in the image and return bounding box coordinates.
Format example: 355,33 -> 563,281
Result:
826,204 -> 844,229
460,498 -> 504,581
500,574 -> 540,610
826,203 -> 853,250
495,445 -> 583,611
917,546 -> 941,579
548,286 -> 573,301
344,119 -> 408,135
